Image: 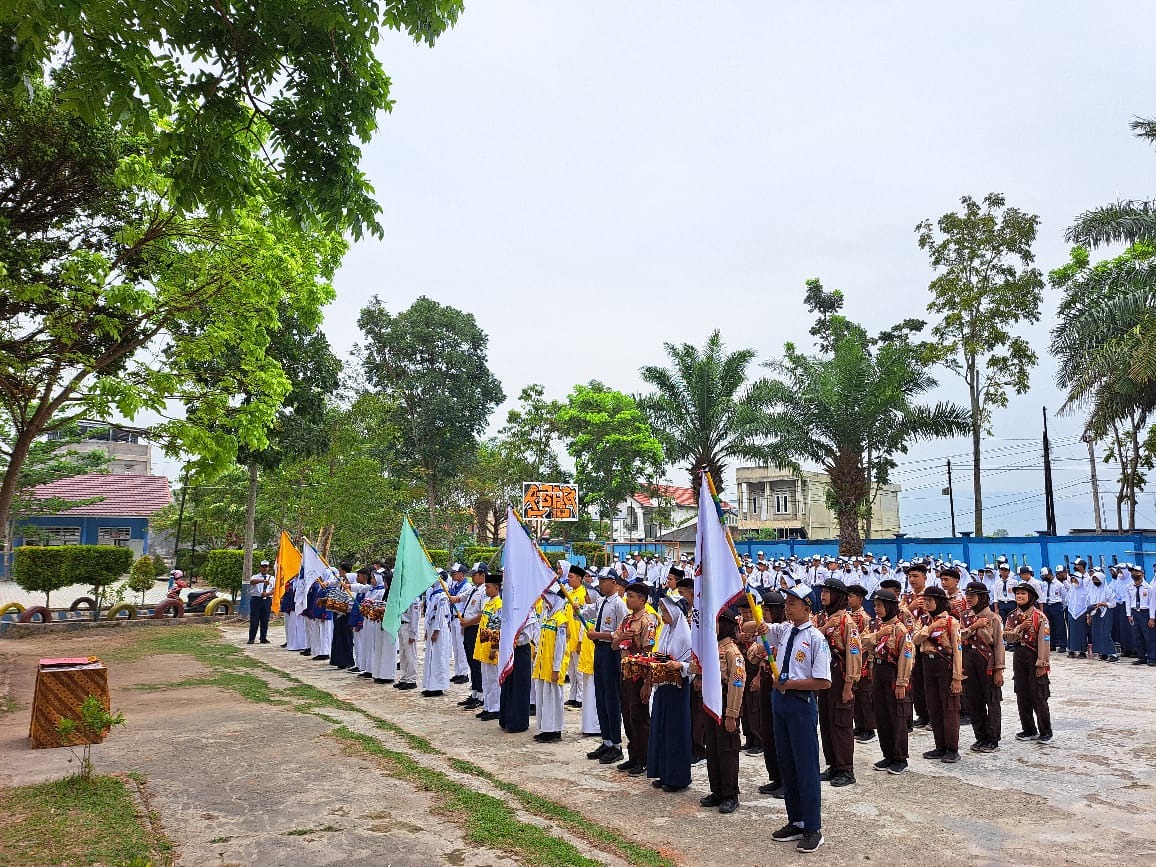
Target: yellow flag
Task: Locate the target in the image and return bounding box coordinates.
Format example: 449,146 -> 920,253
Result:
272,530 -> 302,613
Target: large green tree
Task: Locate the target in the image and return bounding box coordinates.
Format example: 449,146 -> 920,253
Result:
499,384 -> 567,481
917,193 -> 1044,535
638,330 -> 775,493
764,304 -> 969,554
0,81 -> 343,547
358,296 -> 504,544
556,382 -> 664,538
3,0 -> 463,237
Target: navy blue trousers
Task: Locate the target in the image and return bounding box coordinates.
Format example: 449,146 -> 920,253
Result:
1131,613 -> 1156,663
772,689 -> 822,833
499,643 -> 532,732
248,596 -> 271,642
1042,602 -> 1067,651
647,680 -> 691,788
593,643 -> 623,745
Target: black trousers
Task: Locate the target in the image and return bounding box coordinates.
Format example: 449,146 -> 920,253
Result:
871,662 -> 910,762
705,716 -> 741,798
248,596 -> 271,641
1012,646 -> 1052,736
963,647 -> 1001,745
922,654 -> 960,752
817,664 -> 855,773
464,625 -> 482,692
911,654 -> 928,720
620,675 -> 650,765
593,643 -> 622,745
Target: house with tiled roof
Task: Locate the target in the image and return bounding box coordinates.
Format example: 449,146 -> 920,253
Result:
7,474 -> 172,575
615,484 -> 734,543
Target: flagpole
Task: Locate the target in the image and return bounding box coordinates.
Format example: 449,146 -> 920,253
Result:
407,519 -> 462,621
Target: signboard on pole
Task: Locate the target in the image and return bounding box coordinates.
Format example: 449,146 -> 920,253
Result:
521,482 -> 580,521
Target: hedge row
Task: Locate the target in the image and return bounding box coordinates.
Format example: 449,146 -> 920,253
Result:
201,549 -> 275,598
11,545 -> 134,607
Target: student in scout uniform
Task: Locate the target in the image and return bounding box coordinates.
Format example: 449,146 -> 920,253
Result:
473,572 -> 503,720
584,570 -> 629,765
734,595 -> 763,756
767,584 -> 831,854
960,581 -> 1005,752
744,588 -> 787,797
646,595 -> 693,792
532,584 -> 570,742
421,579 -> 453,697
845,584 -> 876,744
457,563 -> 489,709
913,585 -> 963,763
612,580 -> 657,775
446,563 -> 472,685
813,577 -> 862,787
900,563 -> 931,729
859,588 -> 914,775
699,607 -> 745,814
1005,582 -> 1053,743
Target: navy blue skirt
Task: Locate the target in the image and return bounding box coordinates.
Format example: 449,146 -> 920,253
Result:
646,678 -> 691,788
499,643 -> 532,733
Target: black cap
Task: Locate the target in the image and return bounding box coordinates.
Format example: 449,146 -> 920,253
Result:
964,581 -> 990,596
1018,565 -> 1033,575
1014,581 -> 1039,598
485,572 -> 503,585
845,584 -> 868,598
878,578 -> 902,591
668,566 -> 686,580
569,564 -> 588,578
874,588 -> 899,603
717,607 -> 740,626
822,577 -> 848,594
761,588 -> 785,606
922,585 -> 948,600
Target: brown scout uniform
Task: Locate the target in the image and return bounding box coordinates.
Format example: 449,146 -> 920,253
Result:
613,608 -> 656,768
814,608 -> 862,775
861,617 -> 915,763
705,635 -> 745,800
914,611 -> 964,753
900,590 -> 930,723
1005,604 -> 1052,738
960,604 -> 1005,747
848,606 -> 875,736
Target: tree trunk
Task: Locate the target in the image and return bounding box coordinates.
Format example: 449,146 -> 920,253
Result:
242,462 -> 258,595
970,388 -> 983,536
1127,418 -> 1140,531
837,506 -> 863,556
0,424 -> 39,564
426,476 -> 437,548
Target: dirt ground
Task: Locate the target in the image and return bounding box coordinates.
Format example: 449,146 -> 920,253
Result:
2,622 -> 1156,866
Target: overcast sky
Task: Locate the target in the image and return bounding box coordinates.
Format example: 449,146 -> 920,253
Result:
162,2 -> 1156,535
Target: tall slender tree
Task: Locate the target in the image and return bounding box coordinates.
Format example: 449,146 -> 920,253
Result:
638,331 -> 775,493
917,193 -> 1044,535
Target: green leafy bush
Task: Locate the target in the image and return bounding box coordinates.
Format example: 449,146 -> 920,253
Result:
425,549 -> 450,570
127,556 -> 156,602
174,549 -> 208,575
462,547 -> 499,568
10,546 -> 71,607
203,550 -> 245,599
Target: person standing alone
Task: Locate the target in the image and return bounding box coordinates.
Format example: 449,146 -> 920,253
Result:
248,560 -> 274,644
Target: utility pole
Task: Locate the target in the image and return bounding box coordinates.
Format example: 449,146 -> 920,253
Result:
1042,407 -> 1057,536
172,467 -> 188,568
944,460 -> 957,537
1082,428 -> 1103,534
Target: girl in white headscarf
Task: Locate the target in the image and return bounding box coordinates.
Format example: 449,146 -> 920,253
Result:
646,594 -> 693,791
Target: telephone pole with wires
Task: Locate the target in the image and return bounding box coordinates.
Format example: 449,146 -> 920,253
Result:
1042,407 -> 1058,536
1081,427 -> 1103,534
943,460 -> 957,537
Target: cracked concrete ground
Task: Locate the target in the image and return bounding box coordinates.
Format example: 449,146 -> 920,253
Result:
2,621 -> 1156,866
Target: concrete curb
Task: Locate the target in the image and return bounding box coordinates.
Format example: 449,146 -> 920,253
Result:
0,615 -> 245,640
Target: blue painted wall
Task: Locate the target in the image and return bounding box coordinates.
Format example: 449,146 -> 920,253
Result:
1,516 -> 152,578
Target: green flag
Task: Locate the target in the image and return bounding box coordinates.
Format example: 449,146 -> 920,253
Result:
381,516 -> 436,637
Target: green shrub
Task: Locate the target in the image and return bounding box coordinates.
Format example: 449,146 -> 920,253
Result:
127,557 -> 156,602
463,547 -> 500,568
11,546 -> 71,607
68,546 -> 134,590
571,541 -> 604,559
424,549 -> 450,570
203,549 -> 244,599
174,549 -> 208,575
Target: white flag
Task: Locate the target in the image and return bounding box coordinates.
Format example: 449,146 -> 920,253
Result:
301,540 -> 329,613
498,508 -> 556,684
692,473 -> 744,721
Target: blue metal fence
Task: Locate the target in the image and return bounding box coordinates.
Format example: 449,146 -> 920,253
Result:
608,534 -> 1153,570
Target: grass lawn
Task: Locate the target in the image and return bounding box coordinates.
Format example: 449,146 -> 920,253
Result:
0,774 -> 170,866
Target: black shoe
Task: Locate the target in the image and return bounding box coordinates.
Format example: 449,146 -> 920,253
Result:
299,650 -> 312,655
662,783 -> 688,793
627,764 -> 646,776
396,682 -> 417,690
982,742 -> 999,752
958,714 -> 971,725
818,767 -> 833,781
922,748 -> 945,759
797,830 -> 825,853
529,705 -> 536,716
718,797 -> 738,814
450,675 -> 469,684
855,730 -> 876,743
758,781 -> 783,794
1015,731 -> 1037,741
771,823 -> 804,842
598,747 -> 623,764
587,745 -> 609,760
651,778 -> 665,788
912,717 -> 930,729
744,744 -> 763,755
312,654 -> 329,661
829,771 -> 856,787
461,698 -> 482,710
247,640 -> 255,645
564,699 -> 581,708
699,793 -> 723,808
373,678 -> 391,684
1036,732 -> 1054,744
476,711 -> 500,721
1133,658 -> 1148,665
456,696 -> 472,706
1076,652 -> 1087,659
873,758 -> 892,771
1068,652 -> 1077,659
969,741 -> 986,752
941,751 -> 960,763
532,732 -> 551,742
420,690 -> 444,697
1107,655 -> 1120,663
617,759 -> 637,772
259,639 -> 270,644
348,667 -> 361,674
279,643 -> 287,648
887,760 -> 908,775
359,671 -> 374,678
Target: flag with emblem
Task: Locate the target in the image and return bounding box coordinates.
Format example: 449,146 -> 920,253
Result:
498,507 -> 557,684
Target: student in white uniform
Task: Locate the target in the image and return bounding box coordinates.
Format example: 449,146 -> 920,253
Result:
422,581 -> 453,696
394,596 -> 422,690
446,563 -> 472,684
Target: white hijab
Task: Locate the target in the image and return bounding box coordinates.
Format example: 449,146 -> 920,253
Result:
657,596 -> 692,662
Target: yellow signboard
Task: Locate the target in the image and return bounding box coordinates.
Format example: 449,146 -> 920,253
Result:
521,482 -> 580,521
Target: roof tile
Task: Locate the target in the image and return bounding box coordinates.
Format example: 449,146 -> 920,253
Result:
30,474 -> 172,517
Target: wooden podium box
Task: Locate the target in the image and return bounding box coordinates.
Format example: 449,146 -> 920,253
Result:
28,658 -> 110,750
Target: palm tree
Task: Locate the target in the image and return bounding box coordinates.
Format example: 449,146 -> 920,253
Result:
763,335 -> 969,555
638,330 -> 775,493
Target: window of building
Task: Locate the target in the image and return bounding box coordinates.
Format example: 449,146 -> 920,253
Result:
97,527 -> 132,547
750,496 -> 758,516
774,494 -> 790,514
25,526 -> 81,545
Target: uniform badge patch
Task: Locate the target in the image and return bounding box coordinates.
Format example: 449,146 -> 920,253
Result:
794,650 -> 806,663
850,646 -> 860,654
733,680 -> 743,688
903,649 -> 913,658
